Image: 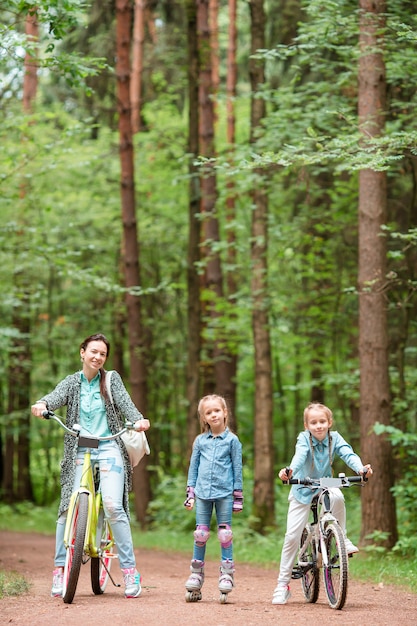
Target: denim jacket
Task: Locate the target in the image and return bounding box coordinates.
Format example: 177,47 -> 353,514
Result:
289,430 -> 363,504
187,428 -> 243,500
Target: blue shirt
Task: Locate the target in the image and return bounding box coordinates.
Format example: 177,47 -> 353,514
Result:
187,428 -> 243,500
289,430 -> 363,504
79,371 -> 111,438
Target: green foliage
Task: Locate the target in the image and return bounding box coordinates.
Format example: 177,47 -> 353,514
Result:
374,422 -> 417,555
0,0 -> 417,557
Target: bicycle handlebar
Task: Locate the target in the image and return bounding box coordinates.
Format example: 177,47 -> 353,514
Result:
42,410 -> 133,440
282,474 -> 368,488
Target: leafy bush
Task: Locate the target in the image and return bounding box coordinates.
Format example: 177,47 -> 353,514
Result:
374,422 -> 417,555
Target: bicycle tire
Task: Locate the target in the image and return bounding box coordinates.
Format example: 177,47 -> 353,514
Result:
91,507 -> 114,594
62,492 -> 89,604
323,522 -> 348,610
300,525 -> 320,603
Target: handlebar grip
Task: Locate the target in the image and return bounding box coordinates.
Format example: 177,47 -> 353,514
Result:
42,410 -> 53,419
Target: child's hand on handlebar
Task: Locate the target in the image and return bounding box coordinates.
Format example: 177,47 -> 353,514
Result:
279,467 -> 293,481
360,464 -> 373,477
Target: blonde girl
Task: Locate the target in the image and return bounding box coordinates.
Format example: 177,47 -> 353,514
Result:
272,402 -> 372,605
183,395 -> 243,602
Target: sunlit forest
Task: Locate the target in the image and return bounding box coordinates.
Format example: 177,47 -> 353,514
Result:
1,0 -> 417,551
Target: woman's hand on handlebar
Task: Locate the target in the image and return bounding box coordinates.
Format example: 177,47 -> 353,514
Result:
31,401 -> 47,418
134,418 -> 150,432
279,467 -> 293,481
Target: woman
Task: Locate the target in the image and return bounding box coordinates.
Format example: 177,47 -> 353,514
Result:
31,333 -> 150,599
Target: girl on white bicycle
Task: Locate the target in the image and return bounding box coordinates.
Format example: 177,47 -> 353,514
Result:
31,333 -> 150,599
272,402 -> 372,606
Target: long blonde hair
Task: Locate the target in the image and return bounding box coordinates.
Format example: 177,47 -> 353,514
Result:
197,394 -> 229,433
303,402 -> 333,473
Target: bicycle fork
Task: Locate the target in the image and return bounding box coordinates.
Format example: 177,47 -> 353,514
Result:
318,512 -> 337,568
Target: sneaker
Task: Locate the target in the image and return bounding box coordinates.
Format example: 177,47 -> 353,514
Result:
51,567 -> 64,597
122,567 -> 142,598
272,584 -> 291,605
344,538 -> 359,555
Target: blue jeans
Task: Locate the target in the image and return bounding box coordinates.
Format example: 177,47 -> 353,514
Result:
193,495 -> 233,562
54,440 -> 136,570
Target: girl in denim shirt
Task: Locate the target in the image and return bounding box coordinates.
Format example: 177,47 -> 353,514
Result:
272,402 -> 372,606
183,394 -> 243,603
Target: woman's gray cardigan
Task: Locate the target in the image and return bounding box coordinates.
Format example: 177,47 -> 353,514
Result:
39,369 -> 144,518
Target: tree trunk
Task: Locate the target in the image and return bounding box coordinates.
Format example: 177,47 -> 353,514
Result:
249,0 -> 275,532
115,0 -> 150,527
185,0 -> 202,456
358,0 -> 397,548
223,0 -> 238,429
197,0 -> 227,396
209,0 -> 219,124
23,11 -> 38,113
130,0 -> 145,133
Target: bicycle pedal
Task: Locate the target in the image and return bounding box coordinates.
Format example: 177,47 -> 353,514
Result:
291,569 -> 304,579
102,552 -> 119,559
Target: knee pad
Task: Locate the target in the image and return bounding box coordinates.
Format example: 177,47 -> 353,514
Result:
217,524 -> 233,549
194,525 -> 210,547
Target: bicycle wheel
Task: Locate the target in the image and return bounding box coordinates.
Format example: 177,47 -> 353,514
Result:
62,492 -> 89,604
299,525 -> 320,603
323,522 -> 348,609
91,507 -> 114,594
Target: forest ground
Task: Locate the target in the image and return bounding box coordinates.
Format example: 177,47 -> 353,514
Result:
1,531 -> 417,626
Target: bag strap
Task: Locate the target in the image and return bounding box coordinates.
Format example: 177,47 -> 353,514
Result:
105,370 -> 114,405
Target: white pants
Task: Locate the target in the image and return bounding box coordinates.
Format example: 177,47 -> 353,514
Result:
277,488 -> 346,587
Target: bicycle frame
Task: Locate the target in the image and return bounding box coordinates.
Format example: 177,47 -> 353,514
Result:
64,439 -> 115,559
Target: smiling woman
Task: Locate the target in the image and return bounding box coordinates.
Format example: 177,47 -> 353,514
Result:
30,332 -> 150,600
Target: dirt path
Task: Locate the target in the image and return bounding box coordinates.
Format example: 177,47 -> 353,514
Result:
1,531 -> 416,626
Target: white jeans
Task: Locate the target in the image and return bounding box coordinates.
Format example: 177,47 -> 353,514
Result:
277,488 -> 346,587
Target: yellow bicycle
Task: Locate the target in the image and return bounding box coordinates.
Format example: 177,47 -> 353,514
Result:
44,410 -> 133,604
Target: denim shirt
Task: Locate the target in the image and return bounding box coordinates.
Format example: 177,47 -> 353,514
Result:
187,428 -> 243,500
289,430 -> 363,504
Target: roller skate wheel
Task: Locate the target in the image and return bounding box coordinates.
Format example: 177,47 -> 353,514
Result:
185,590 -> 202,602
219,592 -> 228,604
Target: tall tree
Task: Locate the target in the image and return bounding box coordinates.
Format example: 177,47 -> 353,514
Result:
2,7 -> 39,503
197,0 -> 226,396
222,0 -> 239,429
249,0 -> 275,531
185,0 -> 202,455
115,0 -> 150,526
357,0 -> 397,547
